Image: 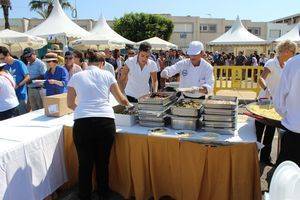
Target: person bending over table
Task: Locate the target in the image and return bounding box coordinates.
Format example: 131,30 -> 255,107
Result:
119,42 -> 158,102
67,51 -> 132,200
256,40 -> 296,166
43,53 -> 69,96
160,41 -> 214,99
274,53 -> 300,167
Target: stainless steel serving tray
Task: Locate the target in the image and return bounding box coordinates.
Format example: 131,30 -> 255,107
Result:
202,114 -> 237,122
203,96 -> 238,109
138,92 -> 177,105
204,108 -> 237,115
170,116 -> 198,130
138,100 -> 175,111
170,99 -> 203,117
202,121 -> 236,128
138,115 -> 165,123
139,121 -> 165,127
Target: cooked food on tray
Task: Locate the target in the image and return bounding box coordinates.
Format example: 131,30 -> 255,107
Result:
204,99 -> 236,105
247,104 -> 282,121
148,127 -> 168,135
175,130 -> 196,137
149,93 -> 169,98
175,100 -> 201,109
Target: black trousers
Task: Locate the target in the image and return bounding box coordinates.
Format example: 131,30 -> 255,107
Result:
126,95 -> 138,103
276,129 -> 300,167
255,120 -> 275,163
0,107 -> 17,121
73,117 -> 116,200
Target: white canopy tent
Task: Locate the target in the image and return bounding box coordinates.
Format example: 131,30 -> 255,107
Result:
70,15 -> 135,50
209,16 -> 267,46
0,29 -> 47,52
136,37 -> 178,50
26,0 -> 90,42
275,23 -> 300,44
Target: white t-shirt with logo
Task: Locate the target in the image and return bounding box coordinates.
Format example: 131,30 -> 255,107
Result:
124,55 -> 158,99
162,58 -> 214,97
68,66 -> 117,120
0,72 -> 19,112
258,57 -> 282,99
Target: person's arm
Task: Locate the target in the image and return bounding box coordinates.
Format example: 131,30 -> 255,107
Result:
199,66 -> 215,94
49,68 -> 69,87
258,67 -> 271,91
16,74 -> 30,89
150,72 -> 158,93
160,62 -> 181,78
67,86 -> 77,110
118,65 -> 129,92
110,83 -> 130,106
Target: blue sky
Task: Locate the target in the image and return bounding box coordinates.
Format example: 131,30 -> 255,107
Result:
3,0 -> 300,22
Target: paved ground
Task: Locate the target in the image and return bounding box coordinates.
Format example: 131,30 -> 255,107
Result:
56,90 -> 275,200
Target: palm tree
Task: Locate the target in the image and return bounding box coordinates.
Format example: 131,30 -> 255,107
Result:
0,0 -> 11,29
29,0 -> 74,19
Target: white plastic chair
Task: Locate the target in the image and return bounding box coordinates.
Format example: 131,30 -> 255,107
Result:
264,161 -> 300,200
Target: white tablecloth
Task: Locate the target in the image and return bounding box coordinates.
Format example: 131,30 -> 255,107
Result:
0,108 -> 259,200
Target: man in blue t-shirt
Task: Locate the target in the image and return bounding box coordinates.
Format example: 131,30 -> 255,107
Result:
0,46 -> 30,115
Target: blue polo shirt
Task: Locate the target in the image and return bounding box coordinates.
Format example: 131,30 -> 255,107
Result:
44,65 -> 69,96
4,59 -> 29,100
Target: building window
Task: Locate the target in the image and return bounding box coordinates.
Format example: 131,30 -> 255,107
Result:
225,26 -> 231,32
248,27 -> 261,36
174,23 -> 193,33
200,24 -> 217,33
180,33 -> 187,39
269,29 -> 281,38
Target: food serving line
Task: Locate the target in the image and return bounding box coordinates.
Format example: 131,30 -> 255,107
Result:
0,91 -> 272,200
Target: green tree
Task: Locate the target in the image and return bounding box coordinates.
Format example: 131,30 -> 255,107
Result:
29,0 -> 73,19
113,13 -> 174,42
0,0 -> 11,29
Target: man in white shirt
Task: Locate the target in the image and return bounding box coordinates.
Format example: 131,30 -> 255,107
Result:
119,42 -> 158,102
274,54 -> 300,166
161,41 -> 214,98
256,40 -> 296,166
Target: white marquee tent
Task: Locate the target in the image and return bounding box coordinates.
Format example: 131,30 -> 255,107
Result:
26,0 -> 90,41
70,15 -> 135,50
209,16 -> 267,46
275,23 -> 300,44
136,36 -> 177,50
0,29 -> 47,52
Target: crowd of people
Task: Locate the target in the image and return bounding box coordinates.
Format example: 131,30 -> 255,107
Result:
0,39 -> 299,199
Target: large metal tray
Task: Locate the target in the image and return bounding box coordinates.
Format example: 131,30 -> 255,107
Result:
138,115 -> 165,123
170,99 -> 202,117
202,121 -> 236,128
202,114 -> 237,122
204,108 -> 237,115
170,116 -> 198,130
138,92 -> 177,105
138,100 -> 175,111
203,96 -> 238,109
139,121 -> 165,127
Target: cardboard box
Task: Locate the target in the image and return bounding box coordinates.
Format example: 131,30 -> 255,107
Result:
44,93 -> 73,117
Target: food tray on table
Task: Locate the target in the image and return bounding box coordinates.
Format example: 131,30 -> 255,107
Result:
148,127 -> 169,136
202,114 -> 236,122
138,100 -> 175,111
138,115 -> 165,123
203,96 -> 238,109
139,121 -> 165,127
204,108 -> 237,115
170,115 -> 199,131
202,121 -> 236,129
113,105 -> 138,126
171,99 -> 203,117
138,92 -> 177,105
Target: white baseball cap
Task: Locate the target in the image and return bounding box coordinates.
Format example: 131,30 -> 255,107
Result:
187,41 -> 204,56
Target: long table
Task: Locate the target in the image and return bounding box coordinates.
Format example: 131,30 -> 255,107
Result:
0,110 -> 261,200
64,116 -> 262,200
